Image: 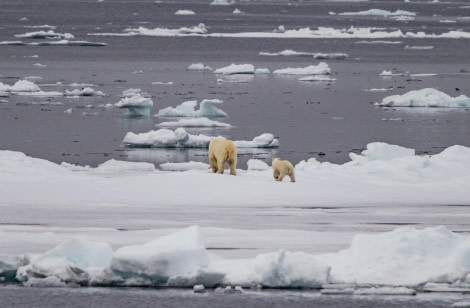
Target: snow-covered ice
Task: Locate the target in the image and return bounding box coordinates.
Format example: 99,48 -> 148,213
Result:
273,63 -> 331,76
338,9 -> 416,17
174,10 -> 195,15
14,30 -> 74,40
187,63 -> 213,71
378,88 -> 470,108
214,64 -> 255,75
156,118 -> 232,128
114,93 -> 154,116
155,99 -> 227,118
122,128 -> 278,149
1,142 -> 470,288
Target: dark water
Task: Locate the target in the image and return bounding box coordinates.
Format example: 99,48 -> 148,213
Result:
1,0 -> 470,168
1,285 -> 469,308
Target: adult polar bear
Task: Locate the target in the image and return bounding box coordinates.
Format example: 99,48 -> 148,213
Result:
272,157 -> 296,182
208,139 -> 237,175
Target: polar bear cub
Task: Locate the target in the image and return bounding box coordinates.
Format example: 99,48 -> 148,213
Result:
272,157 -> 295,182
208,139 -> 237,175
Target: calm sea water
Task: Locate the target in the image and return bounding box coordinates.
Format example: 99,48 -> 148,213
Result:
1,0 -> 469,168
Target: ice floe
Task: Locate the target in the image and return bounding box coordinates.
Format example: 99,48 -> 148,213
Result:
187,63 -> 213,71
14,30 -> 74,40
175,10 -> 195,15
259,50 -> 348,59
156,118 -> 232,128
122,128 -> 278,148
214,64 -> 255,75
155,99 -> 227,118
114,93 -> 153,116
378,88 -> 470,108
273,63 -> 331,76
338,9 -> 416,16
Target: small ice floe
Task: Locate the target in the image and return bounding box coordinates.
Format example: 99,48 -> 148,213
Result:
152,81 -> 174,85
255,68 -> 270,74
179,23 -> 207,35
299,75 -> 336,82
175,10 -> 196,15
214,64 -> 255,75
259,50 -> 348,59
0,41 -> 26,46
423,282 -> 470,293
338,9 -> 416,17
29,40 -> 106,47
247,159 -> 270,171
378,88 -> 470,108
379,70 -> 404,77
121,88 -> 141,97
33,63 -> 47,68
356,40 -> 403,45
160,161 -> 210,172
123,128 -> 278,149
65,87 -> 105,97
0,80 -> 62,97
354,287 -> 417,296
233,8 -> 242,14
233,133 -> 279,148
14,30 -> 74,40
193,284 -> 206,293
187,63 -> 213,71
115,93 -> 154,117
210,0 -> 234,5
273,63 -> 331,75
155,99 -> 227,118
156,118 -> 232,128
405,45 -> 434,50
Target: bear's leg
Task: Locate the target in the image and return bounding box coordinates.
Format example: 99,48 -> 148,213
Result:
209,155 -> 218,173
273,169 -> 280,181
289,172 -> 296,183
278,171 -> 286,181
216,158 -> 225,174
227,158 -> 236,175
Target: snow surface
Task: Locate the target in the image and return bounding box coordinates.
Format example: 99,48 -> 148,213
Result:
1,142 -> 470,289
378,88 -> 470,108
155,99 -> 227,117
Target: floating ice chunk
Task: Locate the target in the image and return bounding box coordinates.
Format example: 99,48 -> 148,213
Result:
255,68 -> 270,74
178,23 -> 207,35
379,70 -> 404,76
157,118 -> 231,128
4,80 -> 40,92
234,133 -> 279,148
14,30 -> 74,40
115,94 -> 154,117
214,64 -> 255,75
378,88 -> 470,108
0,41 -> 26,46
348,142 -> 415,164
233,8 -> 242,14
123,128 -> 278,149
175,10 -> 195,15
152,81 -> 174,85
16,237 -> 113,285
247,159 -> 269,171
156,99 -> 227,118
187,63 -> 213,71
273,63 -> 331,75
259,50 -> 348,59
354,287 -> 417,296
160,161 -> 210,172
299,75 -> 336,82
123,129 -> 179,147
97,226 -> 212,287
122,88 -> 141,97
339,9 -> 416,16
65,87 -> 105,97
28,40 -> 106,46
210,0 -> 234,5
